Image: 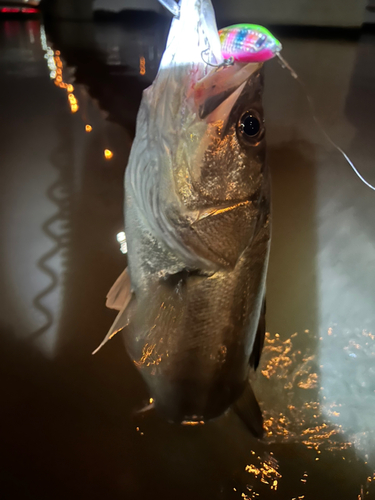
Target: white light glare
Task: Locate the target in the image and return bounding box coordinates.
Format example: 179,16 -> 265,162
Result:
116,232 -> 127,254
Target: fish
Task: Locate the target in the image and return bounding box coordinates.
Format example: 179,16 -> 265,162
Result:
98,0 -> 271,437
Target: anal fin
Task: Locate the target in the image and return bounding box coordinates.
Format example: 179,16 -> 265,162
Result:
232,381 -> 264,439
249,297 -> 266,371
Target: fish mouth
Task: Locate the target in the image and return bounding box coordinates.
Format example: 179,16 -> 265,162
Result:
193,61 -> 262,121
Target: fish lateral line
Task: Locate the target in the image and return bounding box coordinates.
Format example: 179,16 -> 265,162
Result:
194,199 -> 253,222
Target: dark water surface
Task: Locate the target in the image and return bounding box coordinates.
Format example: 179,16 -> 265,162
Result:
1,15 -> 375,500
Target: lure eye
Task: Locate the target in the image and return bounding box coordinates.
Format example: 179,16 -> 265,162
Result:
238,112 -> 261,138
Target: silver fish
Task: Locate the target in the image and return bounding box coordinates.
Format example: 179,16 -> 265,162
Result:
100,0 -> 271,436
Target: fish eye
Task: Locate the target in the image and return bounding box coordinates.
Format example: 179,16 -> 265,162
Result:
237,112 -> 263,143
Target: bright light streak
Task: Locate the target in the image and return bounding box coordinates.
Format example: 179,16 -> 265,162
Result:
1,6 -> 38,13
40,29 -> 79,115
40,26 -> 48,52
116,232 -> 127,254
21,7 -> 38,13
116,232 -> 126,243
1,7 -> 20,13
68,94 -> 77,104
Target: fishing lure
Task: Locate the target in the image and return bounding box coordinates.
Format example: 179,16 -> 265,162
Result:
219,24 -> 282,63
218,24 -> 375,191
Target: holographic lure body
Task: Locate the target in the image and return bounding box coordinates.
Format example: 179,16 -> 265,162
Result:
219,24 -> 282,63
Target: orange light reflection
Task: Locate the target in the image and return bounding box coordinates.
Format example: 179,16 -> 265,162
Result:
139,56 -> 146,75
45,48 -> 79,114
104,149 -> 114,160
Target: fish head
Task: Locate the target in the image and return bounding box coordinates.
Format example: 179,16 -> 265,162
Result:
128,0 -> 267,268
154,58 -> 267,270
177,62 -> 266,212
151,16 -> 267,211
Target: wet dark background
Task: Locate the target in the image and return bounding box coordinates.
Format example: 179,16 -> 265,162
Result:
1,7 -> 375,500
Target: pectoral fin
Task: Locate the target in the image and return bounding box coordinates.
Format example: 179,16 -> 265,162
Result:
232,381 -> 264,439
93,268 -> 135,355
92,295 -> 136,355
106,267 -> 131,311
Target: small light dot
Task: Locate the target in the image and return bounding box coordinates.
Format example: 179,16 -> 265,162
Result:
85,124 -> 92,132
104,149 -> 113,160
116,232 -> 126,243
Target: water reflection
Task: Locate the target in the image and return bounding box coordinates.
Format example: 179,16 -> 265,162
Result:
40,27 -> 80,113
245,453 -> 281,491
30,137 -> 72,342
0,19 -> 131,356
257,330 -> 353,452
44,15 -> 170,136
104,148 -> 114,159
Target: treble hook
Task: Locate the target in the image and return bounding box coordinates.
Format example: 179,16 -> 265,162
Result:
201,48 -> 234,68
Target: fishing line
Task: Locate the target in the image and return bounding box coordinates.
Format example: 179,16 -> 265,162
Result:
276,52 -> 375,191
